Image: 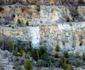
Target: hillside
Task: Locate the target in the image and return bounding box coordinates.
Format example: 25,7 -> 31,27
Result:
0,3 -> 85,26
0,1 -> 85,70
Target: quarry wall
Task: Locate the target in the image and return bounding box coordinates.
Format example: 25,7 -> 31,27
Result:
0,22 -> 85,52
0,5 -> 85,53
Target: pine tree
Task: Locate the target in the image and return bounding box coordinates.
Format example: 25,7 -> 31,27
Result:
26,21 -> 29,26
76,59 -> 80,67
24,59 -> 32,70
37,60 -> 42,67
55,45 -> 60,52
66,65 -> 73,70
14,47 -> 18,56
64,51 -> 69,58
83,53 -> 85,60
6,40 -> 13,50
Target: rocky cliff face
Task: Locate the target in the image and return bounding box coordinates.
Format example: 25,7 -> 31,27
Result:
39,22 -> 85,53
40,6 -> 72,24
0,4 -> 85,54
1,22 -> 85,54
0,3 -> 40,25
78,6 -> 85,20
1,4 -> 85,25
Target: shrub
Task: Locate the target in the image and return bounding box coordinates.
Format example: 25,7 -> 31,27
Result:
40,53 -> 48,60
49,60 -> 53,67
12,14 -> 15,18
12,26 -> 14,29
63,61 -> 67,69
8,24 -> 11,27
37,60 -> 42,67
37,46 -> 46,59
24,59 -> 32,70
0,7 -> 4,11
17,65 -> 20,70
50,57 -> 54,63
12,66 -> 16,69
15,57 -> 19,61
26,21 -> 29,26
75,51 -> 79,58
19,45 -> 26,56
20,45 -> 26,52
6,40 -> 13,50
66,65 -> 73,70
14,47 -> 18,56
66,16 -> 70,22
17,19 -> 21,24
59,57 -> 67,69
55,53 -> 59,58
64,51 -> 69,58
20,50 -> 24,56
59,57 -> 65,66
76,59 -> 80,67
66,59 -> 69,64
30,47 -> 35,59
83,53 -> 85,60
55,45 -> 60,52
12,0 -> 16,3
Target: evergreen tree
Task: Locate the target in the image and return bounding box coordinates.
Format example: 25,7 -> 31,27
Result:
26,21 -> 29,26
37,46 -> 46,59
76,59 -> 80,67
59,57 -> 67,69
55,45 -> 60,52
75,51 -> 79,58
6,40 -> 13,50
17,19 -> 21,25
66,65 -> 73,70
37,60 -> 42,67
83,53 -> 85,60
24,59 -> 32,70
14,47 -> 18,56
20,49 -> 24,56
55,53 -> 59,58
66,16 -> 70,22
30,47 -> 35,59
64,51 -> 69,58
49,60 -> 53,67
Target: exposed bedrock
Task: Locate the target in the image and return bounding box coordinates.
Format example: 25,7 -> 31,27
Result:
0,5 -> 85,25
0,22 -> 85,54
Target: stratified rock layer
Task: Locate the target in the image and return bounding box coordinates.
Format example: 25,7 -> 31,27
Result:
0,22 -> 85,54
0,4 -> 85,25
0,4 -> 85,54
